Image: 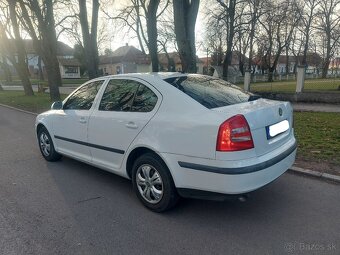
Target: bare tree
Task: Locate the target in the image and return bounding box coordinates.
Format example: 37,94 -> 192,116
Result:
18,0 -> 61,101
258,0 -> 301,82
247,0 -> 264,74
290,29 -> 304,73
316,0 -> 340,78
105,1 -> 147,53
300,0 -> 320,66
78,0 -> 100,79
204,2 -> 227,67
173,0 -> 200,73
157,14 -> 177,71
0,0 -> 33,96
105,0 -> 170,72
215,0 -> 238,79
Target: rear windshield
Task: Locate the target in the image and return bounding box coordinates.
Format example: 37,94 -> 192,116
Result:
164,75 -> 254,109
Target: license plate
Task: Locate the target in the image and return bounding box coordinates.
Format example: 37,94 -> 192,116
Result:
266,120 -> 289,139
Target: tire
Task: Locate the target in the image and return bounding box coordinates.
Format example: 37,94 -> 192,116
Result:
132,153 -> 179,212
37,127 -> 62,162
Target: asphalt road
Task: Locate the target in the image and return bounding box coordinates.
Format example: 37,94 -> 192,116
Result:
0,105 -> 339,255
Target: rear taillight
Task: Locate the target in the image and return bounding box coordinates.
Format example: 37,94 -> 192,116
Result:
216,114 -> 254,151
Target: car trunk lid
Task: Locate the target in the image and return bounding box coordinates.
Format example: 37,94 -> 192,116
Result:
212,99 -> 293,156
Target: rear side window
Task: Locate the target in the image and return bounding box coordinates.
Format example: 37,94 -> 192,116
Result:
164,75 -> 252,109
99,79 -> 138,111
63,80 -> 104,110
99,79 -> 158,112
131,85 -> 158,112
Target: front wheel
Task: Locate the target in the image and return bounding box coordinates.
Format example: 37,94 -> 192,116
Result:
37,127 -> 62,162
132,153 -> 178,212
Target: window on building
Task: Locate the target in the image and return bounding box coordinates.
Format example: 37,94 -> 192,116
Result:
65,66 -> 79,74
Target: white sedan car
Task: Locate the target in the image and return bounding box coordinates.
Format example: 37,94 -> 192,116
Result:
35,73 -> 296,212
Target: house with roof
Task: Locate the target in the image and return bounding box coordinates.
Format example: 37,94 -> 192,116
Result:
158,52 -> 205,74
99,44 -> 151,75
207,51 -> 246,78
0,39 -> 81,79
252,53 -> 323,75
158,52 -> 181,72
57,57 -> 81,79
199,56 -> 212,75
22,40 -> 81,79
10,39 -> 81,79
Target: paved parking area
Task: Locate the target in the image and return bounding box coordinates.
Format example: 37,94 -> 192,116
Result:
0,105 -> 339,255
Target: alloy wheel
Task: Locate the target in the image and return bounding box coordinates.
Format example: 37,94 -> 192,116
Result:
39,132 -> 51,157
136,164 -> 163,204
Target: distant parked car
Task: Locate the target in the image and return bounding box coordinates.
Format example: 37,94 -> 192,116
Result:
35,73 -> 296,212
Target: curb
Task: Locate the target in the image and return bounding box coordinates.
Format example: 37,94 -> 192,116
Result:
289,166 -> 340,183
0,103 -> 38,116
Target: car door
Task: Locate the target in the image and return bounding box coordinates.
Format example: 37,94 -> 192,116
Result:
52,80 -> 105,161
87,78 -> 161,171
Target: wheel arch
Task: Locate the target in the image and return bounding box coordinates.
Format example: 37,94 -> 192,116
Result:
36,122 -> 46,135
125,146 -> 172,180
35,121 -> 58,151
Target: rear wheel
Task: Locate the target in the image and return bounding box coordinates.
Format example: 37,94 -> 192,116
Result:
37,127 -> 62,161
132,153 -> 178,212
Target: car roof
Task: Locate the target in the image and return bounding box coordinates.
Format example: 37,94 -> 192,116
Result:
99,72 -> 188,81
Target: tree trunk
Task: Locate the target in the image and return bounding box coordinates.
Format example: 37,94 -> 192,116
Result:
42,53 -> 62,101
146,0 -> 160,72
302,2 -> 316,66
43,0 -> 61,100
38,56 -> 44,81
79,0 -> 99,79
17,0 -> 61,100
8,0 -> 34,96
302,32 -> 310,67
173,0 -> 199,73
285,46 -> 289,75
238,53 -> 244,75
248,1 -> 258,74
322,59 -> 330,78
322,32 -> 332,78
222,0 -> 236,80
268,68 -> 275,82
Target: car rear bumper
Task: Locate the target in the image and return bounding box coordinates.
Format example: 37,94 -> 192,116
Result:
160,138 -> 297,195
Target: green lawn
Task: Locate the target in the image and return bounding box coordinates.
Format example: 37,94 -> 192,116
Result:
0,91 -> 339,165
0,91 -> 67,113
250,79 -> 340,93
294,112 -> 340,164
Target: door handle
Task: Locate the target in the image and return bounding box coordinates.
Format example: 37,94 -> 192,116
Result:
125,122 -> 138,129
79,117 -> 87,124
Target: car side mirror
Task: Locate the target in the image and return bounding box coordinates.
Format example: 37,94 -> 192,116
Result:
51,101 -> 63,110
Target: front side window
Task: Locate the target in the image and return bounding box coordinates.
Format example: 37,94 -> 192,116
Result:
63,80 -> 104,110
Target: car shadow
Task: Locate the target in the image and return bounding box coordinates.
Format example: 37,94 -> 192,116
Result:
43,156 -> 331,254
45,155 -> 291,218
